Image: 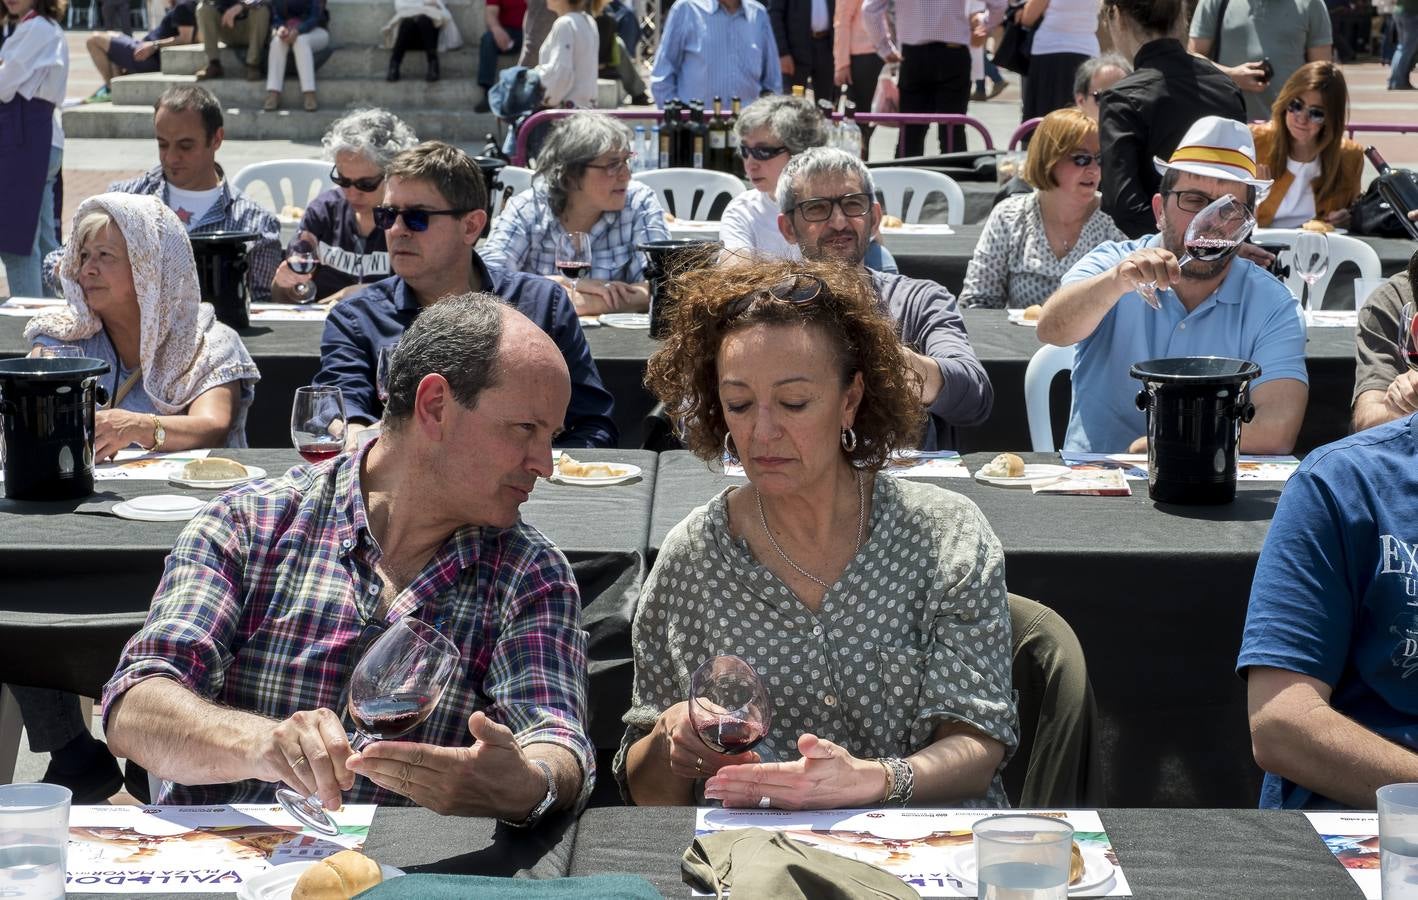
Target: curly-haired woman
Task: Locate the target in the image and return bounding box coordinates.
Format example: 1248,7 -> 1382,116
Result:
613,257 -> 1018,811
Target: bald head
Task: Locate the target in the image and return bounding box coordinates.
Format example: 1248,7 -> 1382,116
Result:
496,304 -> 569,391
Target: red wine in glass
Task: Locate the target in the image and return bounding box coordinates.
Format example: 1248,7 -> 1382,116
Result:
349,692 -> 434,740
296,440 -> 343,464
556,262 -> 589,280
291,386 -> 346,464
1183,236 -> 1238,260
688,655 -> 772,759
695,714 -> 766,754
556,231 -> 591,295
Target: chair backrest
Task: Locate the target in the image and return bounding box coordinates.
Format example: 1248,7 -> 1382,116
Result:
231,160 -> 334,217
870,167 -> 966,225
1004,593 -> 1102,808
633,168 -> 746,221
491,166 -> 537,217
1251,227 -> 1384,309
1024,342 -> 1075,452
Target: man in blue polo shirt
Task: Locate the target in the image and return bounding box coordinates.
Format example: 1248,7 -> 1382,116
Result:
315,142 -> 617,448
1238,415 -> 1418,808
1036,116 -> 1308,454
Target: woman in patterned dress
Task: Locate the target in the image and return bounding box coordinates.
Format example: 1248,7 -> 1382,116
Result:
614,257 -> 1018,810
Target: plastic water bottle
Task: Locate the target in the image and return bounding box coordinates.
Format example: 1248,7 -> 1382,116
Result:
634,126 -> 648,171
651,125 -> 663,170
838,100 -> 863,158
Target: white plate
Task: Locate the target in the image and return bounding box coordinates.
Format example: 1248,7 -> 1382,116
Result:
598,313 -> 651,329
169,465 -> 267,489
112,494 -> 207,522
236,861 -> 404,900
973,463 -> 1072,487
949,844 -> 1116,895
551,463 -> 642,485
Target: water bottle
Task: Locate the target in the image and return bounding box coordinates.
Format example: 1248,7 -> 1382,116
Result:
634,126 -> 648,171
651,125 -> 662,170
838,100 -> 863,158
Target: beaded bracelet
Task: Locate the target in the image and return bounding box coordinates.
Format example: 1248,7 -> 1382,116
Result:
876,757 -> 915,806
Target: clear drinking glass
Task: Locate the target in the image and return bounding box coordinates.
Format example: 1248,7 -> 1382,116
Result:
1292,232 -> 1329,312
1136,195 -> 1256,309
375,341 -> 400,405
688,655 -> 771,757
291,385 -> 346,463
1379,783 -> 1418,899
973,814 -> 1074,900
36,345 -> 83,359
0,783 -> 71,900
555,231 -> 592,295
275,618 -> 460,836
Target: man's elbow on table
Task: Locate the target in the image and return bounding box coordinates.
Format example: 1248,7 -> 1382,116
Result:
1246,667 -> 1327,780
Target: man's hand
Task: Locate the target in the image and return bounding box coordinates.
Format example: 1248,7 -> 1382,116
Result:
834,64 -> 851,86
1324,207 -> 1352,229
969,13 -> 988,47
702,733 -> 886,810
883,49 -> 901,63
1225,61 -> 1269,92
1386,370 -> 1418,416
256,708 -> 354,813
1127,435 -> 1149,454
1237,243 -> 1276,269
220,4 -> 241,28
492,24 -> 513,50
780,54 -> 795,77
346,711 -> 548,818
133,40 -> 158,61
1115,246 -> 1181,297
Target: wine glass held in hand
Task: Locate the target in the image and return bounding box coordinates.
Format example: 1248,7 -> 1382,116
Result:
1291,232 -> 1329,312
291,385 -> 346,463
375,341 -> 400,405
1135,195 -> 1256,309
287,240 -> 319,303
555,231 -> 592,295
1401,303 -> 1418,372
275,617 -> 461,835
688,655 -> 772,757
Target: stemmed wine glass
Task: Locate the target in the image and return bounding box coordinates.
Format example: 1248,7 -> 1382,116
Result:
688,655 -> 772,759
37,345 -> 83,359
1292,232 -> 1329,312
275,617 -> 461,836
291,385 -> 346,463
555,231 -> 592,296
287,240 -> 319,303
376,341 -> 400,405
1136,195 -> 1256,309
1401,303 -> 1418,371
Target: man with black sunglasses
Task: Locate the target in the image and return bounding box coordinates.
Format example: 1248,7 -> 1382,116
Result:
315,141 -> 617,449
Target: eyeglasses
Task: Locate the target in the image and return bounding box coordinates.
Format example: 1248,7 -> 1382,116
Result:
738,143 -> 789,161
723,273 -> 825,319
1286,97 -> 1326,124
329,166 -> 385,193
791,192 -> 872,223
1164,190 -> 1252,215
1068,152 -> 1102,167
372,205 -> 472,232
583,154 -> 636,177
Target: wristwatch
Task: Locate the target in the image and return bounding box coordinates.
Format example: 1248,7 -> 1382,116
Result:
501,759 -> 557,829
149,416 -> 166,450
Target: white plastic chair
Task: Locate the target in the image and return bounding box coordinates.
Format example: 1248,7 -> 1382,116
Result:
1251,228 -> 1383,309
231,160 -> 333,217
1024,342 -> 1075,452
491,166 -> 537,217
633,168 -> 746,221
870,167 -> 966,225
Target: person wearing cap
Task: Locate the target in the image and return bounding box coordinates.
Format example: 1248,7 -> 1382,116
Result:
1036,115 -> 1309,455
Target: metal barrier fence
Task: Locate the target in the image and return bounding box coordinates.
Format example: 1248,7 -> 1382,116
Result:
1345,122 -> 1418,141
1008,118 -> 1043,151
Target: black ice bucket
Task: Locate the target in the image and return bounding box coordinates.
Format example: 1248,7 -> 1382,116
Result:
1131,356 -> 1260,505
638,238 -> 721,338
0,357 -> 111,501
190,230 -> 257,330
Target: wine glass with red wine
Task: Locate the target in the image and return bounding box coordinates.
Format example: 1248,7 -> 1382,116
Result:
1402,303 -> 1418,371
287,239 -> 319,303
275,617 -> 460,835
291,385 -> 346,463
555,231 -> 592,296
688,655 -> 772,758
1136,194 -> 1255,309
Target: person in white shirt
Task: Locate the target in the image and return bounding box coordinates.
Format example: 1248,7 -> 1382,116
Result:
534,0 -> 600,108
1013,0 -> 1100,121
720,95 -> 827,262
0,0 -> 67,298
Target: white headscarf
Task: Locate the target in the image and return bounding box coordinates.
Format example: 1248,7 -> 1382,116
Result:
25,193 -> 261,442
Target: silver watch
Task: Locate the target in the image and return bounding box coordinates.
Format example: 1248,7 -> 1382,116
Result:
501,759 -> 557,829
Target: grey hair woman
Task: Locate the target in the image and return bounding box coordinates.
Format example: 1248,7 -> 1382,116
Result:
481,111 -> 670,316
719,96 -> 829,264
271,107 -> 420,304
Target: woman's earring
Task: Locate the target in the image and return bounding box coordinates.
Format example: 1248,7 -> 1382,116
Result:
840,427 -> 857,452
725,431 -> 739,460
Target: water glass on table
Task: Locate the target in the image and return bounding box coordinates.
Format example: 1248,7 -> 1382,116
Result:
1379,783 -> 1418,898
291,385 -> 347,462
36,345 -> 83,359
972,814 -> 1074,899
0,782 -> 71,900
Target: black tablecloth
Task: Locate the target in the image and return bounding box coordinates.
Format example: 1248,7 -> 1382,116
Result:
647,451 -> 1278,809
568,806 -> 1363,898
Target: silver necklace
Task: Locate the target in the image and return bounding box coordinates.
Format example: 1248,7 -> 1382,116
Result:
756,471 -> 865,590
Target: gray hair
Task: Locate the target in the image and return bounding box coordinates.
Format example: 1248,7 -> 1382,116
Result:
72,211 -> 118,254
321,108 -> 420,171
1073,53 -> 1133,98
734,95 -> 829,155
535,112 -> 633,216
383,292 -> 506,430
776,146 -> 876,216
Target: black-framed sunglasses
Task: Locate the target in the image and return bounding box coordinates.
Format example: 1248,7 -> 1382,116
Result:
791,192 -> 872,223
329,166 -> 385,193
583,153 -> 636,177
1286,97 -> 1325,124
372,205 -> 472,232
723,273 -> 826,319
738,143 -> 789,161
1164,189 -> 1253,216
1068,152 -> 1102,167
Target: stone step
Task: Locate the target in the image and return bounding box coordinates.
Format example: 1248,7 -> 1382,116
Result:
112,72 -> 484,109
62,102 -> 505,141
160,42 -> 494,79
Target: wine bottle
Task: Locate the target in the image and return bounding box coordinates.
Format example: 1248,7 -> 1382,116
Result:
661,99 -> 679,168
708,96 -> 729,172
727,96 -> 744,178
1366,146 -> 1418,240
689,101 -> 707,169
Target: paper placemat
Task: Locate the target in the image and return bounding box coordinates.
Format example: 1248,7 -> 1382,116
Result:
1061,453 -> 1299,482
1305,811 -> 1379,900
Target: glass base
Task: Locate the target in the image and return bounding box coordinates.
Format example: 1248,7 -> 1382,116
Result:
274,787 -> 341,836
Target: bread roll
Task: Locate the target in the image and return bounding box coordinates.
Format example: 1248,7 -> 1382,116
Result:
1300,219 -> 1334,233
980,452 -> 1025,478
181,457 -> 248,481
557,455 -> 622,478
1021,304 -> 1043,321
292,850 -> 382,900
1070,841 -> 1085,884
880,214 -> 904,229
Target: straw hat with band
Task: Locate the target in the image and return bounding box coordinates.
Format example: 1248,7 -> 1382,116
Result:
1152,116 -> 1273,201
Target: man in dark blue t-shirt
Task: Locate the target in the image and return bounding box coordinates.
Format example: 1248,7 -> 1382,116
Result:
82,0 -> 198,103
315,141 -> 618,448
1239,415 -> 1418,809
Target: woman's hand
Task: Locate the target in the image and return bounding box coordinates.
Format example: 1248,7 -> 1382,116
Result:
550,276 -> 620,316
702,733 -> 887,810
277,24 -> 295,45
271,259 -> 316,300
656,701 -> 759,781
94,409 -> 154,462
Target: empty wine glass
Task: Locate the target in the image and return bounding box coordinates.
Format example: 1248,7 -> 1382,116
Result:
376,341 -> 399,405
37,345 -> 83,359
688,655 -> 771,759
291,385 -> 346,463
287,240 -> 319,303
555,231 -> 592,296
275,617 -> 460,836
1292,232 -> 1329,312
1136,195 -> 1256,309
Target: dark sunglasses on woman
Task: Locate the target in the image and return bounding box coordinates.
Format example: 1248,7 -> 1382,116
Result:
738,143 -> 789,161
1286,98 -> 1325,124
1068,152 -> 1102,167
372,205 -> 471,232
723,273 -> 826,318
329,167 -> 385,193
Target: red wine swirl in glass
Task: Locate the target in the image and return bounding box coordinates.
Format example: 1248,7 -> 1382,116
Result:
1136,195 -> 1255,309
688,655 -> 771,758
555,231 -> 592,296
287,240 -> 319,302
291,385 -> 346,463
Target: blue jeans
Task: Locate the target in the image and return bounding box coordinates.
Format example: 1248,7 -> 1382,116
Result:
0,144 -> 62,298
1391,14 -> 1418,88
478,26 -> 523,88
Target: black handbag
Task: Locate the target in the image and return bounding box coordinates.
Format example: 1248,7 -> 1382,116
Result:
1350,176 -> 1418,240
993,1 -> 1039,77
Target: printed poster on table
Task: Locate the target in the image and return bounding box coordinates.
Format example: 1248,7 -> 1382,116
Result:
65,803 -> 375,893
1305,811 -> 1380,899
0,450 -> 210,483
694,807 -> 1132,897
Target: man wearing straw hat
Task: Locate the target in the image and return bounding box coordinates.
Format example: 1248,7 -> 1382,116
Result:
1036,115 -> 1308,455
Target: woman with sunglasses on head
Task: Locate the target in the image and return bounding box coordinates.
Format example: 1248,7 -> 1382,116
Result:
271,108 -> 419,304
962,108 -> 1124,309
1249,61 -> 1363,229
481,111 -> 669,315
616,257 -> 1017,810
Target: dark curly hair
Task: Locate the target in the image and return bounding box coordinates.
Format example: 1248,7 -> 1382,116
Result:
644,257 -> 924,471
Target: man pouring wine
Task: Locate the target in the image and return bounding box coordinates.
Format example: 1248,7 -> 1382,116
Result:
1035,116 -> 1310,455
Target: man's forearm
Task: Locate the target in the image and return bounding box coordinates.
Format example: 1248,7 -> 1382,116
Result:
1353,390 -> 1402,433
1254,698 -> 1418,809
1035,271 -> 1123,346
523,743 -> 585,814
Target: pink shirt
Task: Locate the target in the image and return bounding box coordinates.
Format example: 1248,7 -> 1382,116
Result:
833,0 -> 878,72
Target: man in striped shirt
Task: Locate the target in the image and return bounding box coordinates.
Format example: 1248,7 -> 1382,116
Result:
650,0 -> 783,107
104,293 -> 594,825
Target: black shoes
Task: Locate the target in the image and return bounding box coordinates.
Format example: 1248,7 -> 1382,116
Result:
387,56 -> 401,82
426,55 -> 440,82
42,740 -> 123,804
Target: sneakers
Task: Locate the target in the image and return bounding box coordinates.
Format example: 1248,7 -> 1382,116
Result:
194,59 -> 224,80
83,85 -> 111,104
971,87 -> 987,101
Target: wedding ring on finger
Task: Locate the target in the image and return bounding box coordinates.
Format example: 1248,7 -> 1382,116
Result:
758,795 -> 771,809
695,757 -> 704,773
290,755 -> 308,770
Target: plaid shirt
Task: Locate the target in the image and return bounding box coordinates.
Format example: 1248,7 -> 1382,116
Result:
44,165 -> 282,301
480,180 -> 669,285
102,444 -> 594,809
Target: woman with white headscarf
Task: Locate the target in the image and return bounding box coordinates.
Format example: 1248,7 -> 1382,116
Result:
25,192 -> 260,462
